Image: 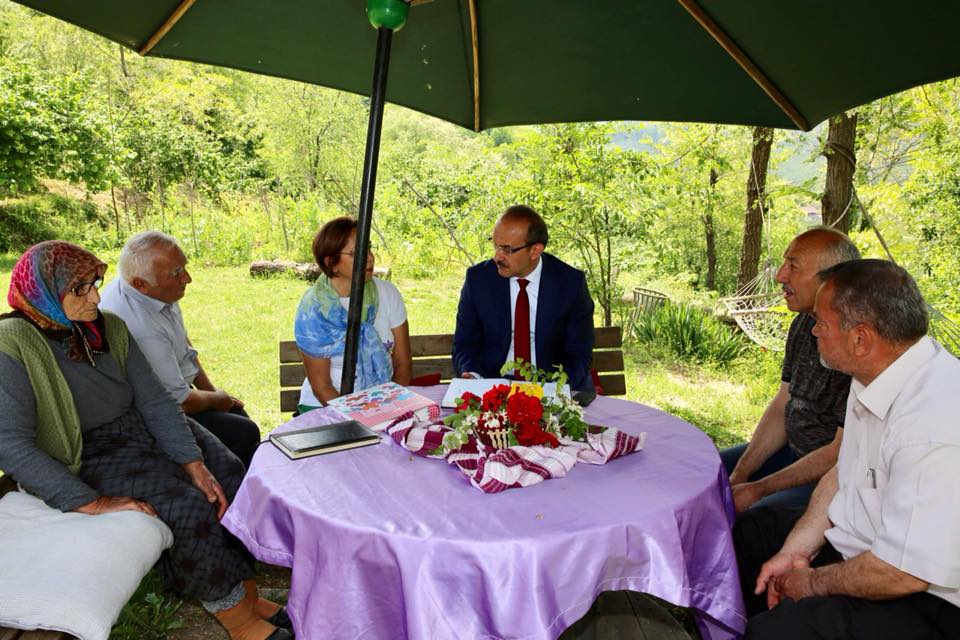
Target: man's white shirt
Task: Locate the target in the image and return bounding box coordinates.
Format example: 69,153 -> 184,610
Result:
825,336 -> 960,607
505,257 -> 542,367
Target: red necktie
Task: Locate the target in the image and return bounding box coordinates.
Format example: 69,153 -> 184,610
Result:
514,278 -> 531,374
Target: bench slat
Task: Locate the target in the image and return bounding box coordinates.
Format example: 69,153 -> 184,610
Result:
283,355 -> 620,388
280,389 -> 300,413
598,373 -> 627,397
411,358 -> 457,380
591,349 -> 624,372
279,341 -> 300,364
410,334 -> 455,357
0,630 -> 73,640
594,326 -> 622,349
280,326 -> 626,412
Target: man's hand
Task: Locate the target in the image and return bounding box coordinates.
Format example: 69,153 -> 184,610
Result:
75,496 -> 157,517
728,470 -> 748,487
756,550 -> 811,609
732,481 -> 767,514
207,389 -> 234,412
229,395 -> 244,410
461,372 -> 479,379
771,559 -> 818,606
182,460 -> 228,519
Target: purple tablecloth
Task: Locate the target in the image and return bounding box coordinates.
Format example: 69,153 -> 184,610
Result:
223,387 -> 746,639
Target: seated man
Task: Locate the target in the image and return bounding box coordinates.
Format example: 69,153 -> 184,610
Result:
100,231 -> 261,468
737,259 -> 960,639
722,228 -> 860,514
452,205 -> 595,392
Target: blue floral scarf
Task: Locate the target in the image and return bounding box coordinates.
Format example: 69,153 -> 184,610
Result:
294,276 -> 393,393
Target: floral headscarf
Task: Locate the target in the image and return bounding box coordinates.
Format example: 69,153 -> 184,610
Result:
7,241 -> 108,362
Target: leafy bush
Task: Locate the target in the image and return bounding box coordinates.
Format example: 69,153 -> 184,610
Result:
0,193 -> 108,252
634,302 -> 749,367
110,570 -> 183,640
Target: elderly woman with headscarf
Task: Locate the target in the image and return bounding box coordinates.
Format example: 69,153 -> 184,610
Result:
0,241 -> 292,640
295,216 -> 412,411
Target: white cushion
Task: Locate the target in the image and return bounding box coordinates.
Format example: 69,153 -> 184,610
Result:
0,491 -> 174,640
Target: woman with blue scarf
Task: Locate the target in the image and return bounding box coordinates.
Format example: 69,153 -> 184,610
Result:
295,217 -> 412,412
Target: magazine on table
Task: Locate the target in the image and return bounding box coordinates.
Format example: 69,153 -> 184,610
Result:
326,381 -> 441,431
269,420 -> 380,459
441,378 -> 571,408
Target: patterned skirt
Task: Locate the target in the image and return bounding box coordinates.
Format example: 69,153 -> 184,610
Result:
79,410 -> 255,601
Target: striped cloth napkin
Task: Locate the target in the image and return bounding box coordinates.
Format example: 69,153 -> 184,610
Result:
387,416 -> 646,493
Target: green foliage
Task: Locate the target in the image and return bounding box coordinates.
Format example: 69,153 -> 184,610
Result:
0,58 -> 113,195
634,303 -> 750,367
110,570 -> 183,640
0,192 -> 108,252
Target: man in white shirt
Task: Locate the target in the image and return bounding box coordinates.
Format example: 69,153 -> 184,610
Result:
100,231 -> 261,467
736,259 -> 960,639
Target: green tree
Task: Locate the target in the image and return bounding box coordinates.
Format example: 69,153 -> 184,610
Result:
0,59 -> 113,195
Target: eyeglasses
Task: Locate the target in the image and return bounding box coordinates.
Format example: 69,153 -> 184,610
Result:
490,238 -> 535,256
339,244 -> 378,257
71,276 -> 104,297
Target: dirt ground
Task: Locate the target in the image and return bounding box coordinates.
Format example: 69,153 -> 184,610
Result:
167,564 -> 291,640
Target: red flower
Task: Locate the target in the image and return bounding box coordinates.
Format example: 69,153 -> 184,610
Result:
481,384 -> 512,412
515,421 -> 560,448
505,392 -> 543,430
455,392 -> 481,413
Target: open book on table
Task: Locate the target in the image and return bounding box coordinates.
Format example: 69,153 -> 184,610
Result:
441,378 -> 572,408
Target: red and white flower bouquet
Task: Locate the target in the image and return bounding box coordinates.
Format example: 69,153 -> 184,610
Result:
386,361 -> 647,493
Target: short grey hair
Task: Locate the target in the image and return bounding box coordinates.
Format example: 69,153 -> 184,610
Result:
118,230 -> 180,284
796,226 -> 861,271
818,259 -> 928,344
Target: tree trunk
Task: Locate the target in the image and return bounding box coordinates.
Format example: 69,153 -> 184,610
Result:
702,168 -> 719,291
278,200 -> 290,253
821,112 -> 858,233
737,126 -> 774,291
110,185 -> 122,242
188,180 -> 199,256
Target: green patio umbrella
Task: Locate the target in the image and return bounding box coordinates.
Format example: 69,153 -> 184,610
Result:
14,0 -> 960,391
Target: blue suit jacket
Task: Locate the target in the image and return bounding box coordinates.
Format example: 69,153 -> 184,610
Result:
452,253 -> 595,391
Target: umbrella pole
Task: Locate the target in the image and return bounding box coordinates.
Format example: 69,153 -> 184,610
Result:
341,25 -> 394,395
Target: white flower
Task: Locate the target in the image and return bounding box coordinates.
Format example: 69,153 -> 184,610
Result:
482,411 -> 501,430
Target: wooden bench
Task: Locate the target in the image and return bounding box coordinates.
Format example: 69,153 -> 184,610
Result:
0,630 -> 72,640
279,326 -> 626,412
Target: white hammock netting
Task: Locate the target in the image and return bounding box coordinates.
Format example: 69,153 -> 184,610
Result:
928,308 -> 960,357
719,262 -> 790,352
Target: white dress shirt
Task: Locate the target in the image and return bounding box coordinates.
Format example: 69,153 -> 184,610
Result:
825,337 -> 960,607
505,257 -> 542,367
98,277 -> 200,404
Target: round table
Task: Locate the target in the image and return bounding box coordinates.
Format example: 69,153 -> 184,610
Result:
223,387 -> 746,639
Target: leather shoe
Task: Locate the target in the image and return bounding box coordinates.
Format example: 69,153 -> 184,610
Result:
266,606 -> 293,632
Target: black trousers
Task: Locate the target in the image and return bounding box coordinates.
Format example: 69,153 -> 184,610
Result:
189,405 -> 262,469
735,504 -> 960,640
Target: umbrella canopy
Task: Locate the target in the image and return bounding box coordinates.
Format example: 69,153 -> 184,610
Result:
13,0 -> 960,132
15,0 -> 960,395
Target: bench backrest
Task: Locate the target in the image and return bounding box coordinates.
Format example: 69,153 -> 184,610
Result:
279,327 -> 626,412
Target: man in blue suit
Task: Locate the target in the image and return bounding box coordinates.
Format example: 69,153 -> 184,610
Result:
452,205 -> 595,391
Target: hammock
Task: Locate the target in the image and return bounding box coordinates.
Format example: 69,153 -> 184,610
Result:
853,190 -> 960,357
719,184 -> 960,356
719,260 -> 790,351
719,157 -> 790,351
